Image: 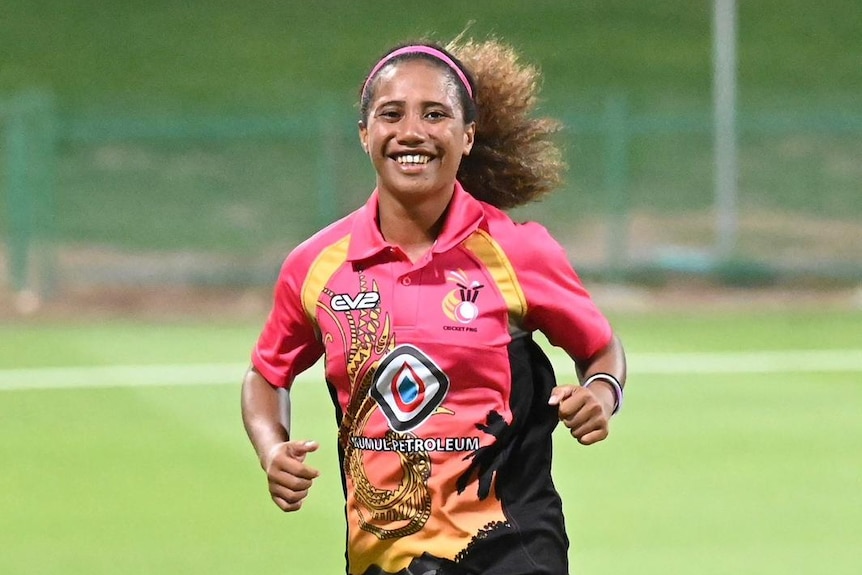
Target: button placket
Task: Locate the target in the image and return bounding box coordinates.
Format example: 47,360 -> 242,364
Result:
391,265 -> 424,329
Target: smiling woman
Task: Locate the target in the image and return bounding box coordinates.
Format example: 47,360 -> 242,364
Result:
241,38 -> 627,575
359,54 -> 475,254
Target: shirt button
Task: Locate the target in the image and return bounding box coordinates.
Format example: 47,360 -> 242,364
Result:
401,276 -> 411,286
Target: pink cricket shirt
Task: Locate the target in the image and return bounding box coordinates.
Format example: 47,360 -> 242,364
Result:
254,181 -> 612,575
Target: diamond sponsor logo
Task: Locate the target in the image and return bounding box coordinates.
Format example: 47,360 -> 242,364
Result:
371,345 -> 449,432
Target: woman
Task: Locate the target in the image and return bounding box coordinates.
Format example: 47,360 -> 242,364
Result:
242,38 -> 627,575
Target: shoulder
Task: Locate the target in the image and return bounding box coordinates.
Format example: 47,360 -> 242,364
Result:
277,212 -> 355,282
479,203 -> 567,266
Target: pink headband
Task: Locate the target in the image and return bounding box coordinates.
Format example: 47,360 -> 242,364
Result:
362,45 -> 474,100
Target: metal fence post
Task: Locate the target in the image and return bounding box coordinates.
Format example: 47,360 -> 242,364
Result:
3,90 -> 56,298
603,94 -> 630,280
713,0 -> 739,260
5,97 -> 32,292
32,91 -> 58,298
316,98 -> 339,229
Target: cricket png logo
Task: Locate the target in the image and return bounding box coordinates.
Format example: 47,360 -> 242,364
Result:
442,269 -> 484,324
371,345 -> 450,432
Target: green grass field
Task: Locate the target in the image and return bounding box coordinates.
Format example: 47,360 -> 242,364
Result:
2,308 -> 860,574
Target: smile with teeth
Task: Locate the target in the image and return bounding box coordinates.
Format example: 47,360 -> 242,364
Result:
395,154 -> 431,165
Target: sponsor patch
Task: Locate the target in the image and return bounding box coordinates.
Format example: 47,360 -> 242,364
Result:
331,291 -> 380,311
371,345 -> 449,432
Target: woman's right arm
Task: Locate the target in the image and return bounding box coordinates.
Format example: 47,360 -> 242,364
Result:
241,367 -> 319,512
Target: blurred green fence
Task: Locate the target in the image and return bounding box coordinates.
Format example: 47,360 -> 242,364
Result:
2,90 -> 861,298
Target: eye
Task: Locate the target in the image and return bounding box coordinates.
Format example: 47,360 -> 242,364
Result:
376,108 -> 402,121
425,109 -> 450,121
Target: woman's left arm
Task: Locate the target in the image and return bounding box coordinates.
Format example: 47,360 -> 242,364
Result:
549,334 -> 627,445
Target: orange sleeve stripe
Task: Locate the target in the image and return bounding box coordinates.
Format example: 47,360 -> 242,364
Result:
463,229 -> 527,329
300,234 -> 351,325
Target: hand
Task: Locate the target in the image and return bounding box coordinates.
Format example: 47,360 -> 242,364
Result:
548,385 -> 612,445
262,440 -> 320,512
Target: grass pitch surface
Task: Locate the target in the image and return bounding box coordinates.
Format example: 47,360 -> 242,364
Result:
1,309 -> 860,574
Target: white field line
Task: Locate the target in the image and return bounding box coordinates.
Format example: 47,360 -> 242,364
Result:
0,350 -> 860,392
633,350 -> 862,374
0,363 -> 251,391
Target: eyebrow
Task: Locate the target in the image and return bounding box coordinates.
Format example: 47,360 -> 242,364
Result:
375,99 -> 454,110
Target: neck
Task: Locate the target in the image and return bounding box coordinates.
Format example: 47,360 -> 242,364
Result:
377,187 -> 453,261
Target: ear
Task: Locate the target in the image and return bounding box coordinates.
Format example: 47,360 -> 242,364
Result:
358,120 -> 369,154
462,121 -> 476,156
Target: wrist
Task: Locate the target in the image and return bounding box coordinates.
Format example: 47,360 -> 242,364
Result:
261,441 -> 286,471
581,372 -> 623,415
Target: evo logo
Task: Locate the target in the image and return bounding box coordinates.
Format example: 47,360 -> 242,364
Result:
331,291 -> 380,312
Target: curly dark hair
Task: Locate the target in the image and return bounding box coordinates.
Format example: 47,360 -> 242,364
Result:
358,38 -> 566,210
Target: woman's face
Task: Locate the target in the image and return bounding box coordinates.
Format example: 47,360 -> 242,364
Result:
359,59 -> 475,201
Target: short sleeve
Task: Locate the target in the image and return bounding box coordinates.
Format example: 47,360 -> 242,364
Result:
252,255 -> 325,388
515,224 -> 612,362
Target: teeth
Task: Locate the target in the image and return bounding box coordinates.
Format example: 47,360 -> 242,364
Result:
396,154 -> 430,165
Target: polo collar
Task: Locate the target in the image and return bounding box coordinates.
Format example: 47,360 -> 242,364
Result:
346,181 -> 486,263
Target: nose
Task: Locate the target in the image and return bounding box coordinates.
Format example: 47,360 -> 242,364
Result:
397,112 -> 425,145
